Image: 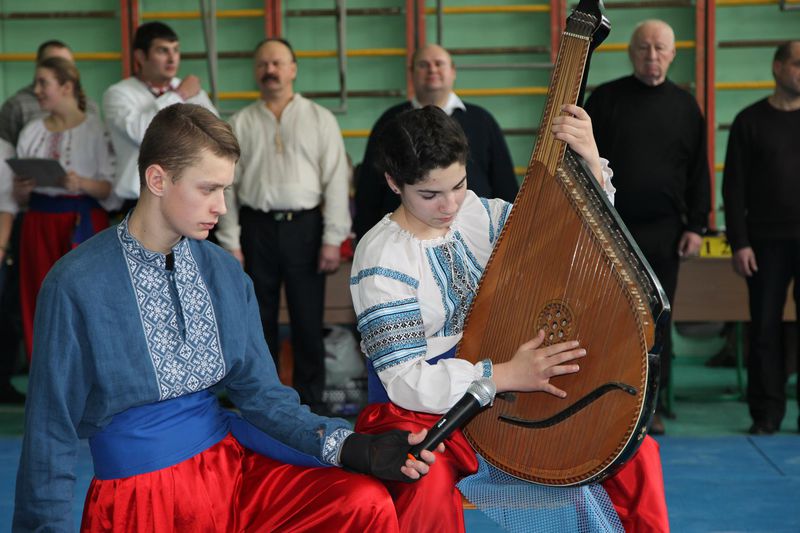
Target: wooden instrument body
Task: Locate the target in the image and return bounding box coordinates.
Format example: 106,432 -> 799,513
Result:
456,3 -> 670,486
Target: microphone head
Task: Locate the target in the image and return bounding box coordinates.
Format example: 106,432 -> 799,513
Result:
467,378 -> 497,407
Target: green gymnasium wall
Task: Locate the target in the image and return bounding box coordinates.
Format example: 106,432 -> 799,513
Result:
1,0 -> 798,231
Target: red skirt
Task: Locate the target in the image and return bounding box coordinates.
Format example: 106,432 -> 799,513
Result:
356,403 -> 479,533
602,435 -> 670,532
358,403 -> 669,533
80,433 -> 399,533
20,207 -> 108,360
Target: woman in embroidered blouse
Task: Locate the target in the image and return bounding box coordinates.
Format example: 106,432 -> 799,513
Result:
14,57 -> 114,360
350,106 -> 669,533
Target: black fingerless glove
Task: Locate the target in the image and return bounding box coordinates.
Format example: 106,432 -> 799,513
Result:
339,430 -> 415,483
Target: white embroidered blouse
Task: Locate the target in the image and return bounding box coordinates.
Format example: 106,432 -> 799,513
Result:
350,162 -> 615,415
16,115 -> 114,207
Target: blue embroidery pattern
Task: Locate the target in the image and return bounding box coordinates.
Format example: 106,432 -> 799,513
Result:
497,201 -> 512,234
350,267 -> 419,289
427,232 -> 483,337
480,198 -> 512,245
479,198 -> 496,244
357,298 -> 426,372
118,222 -> 226,400
322,428 -> 354,466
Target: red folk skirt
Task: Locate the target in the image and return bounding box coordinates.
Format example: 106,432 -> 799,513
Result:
602,435 -> 670,533
358,403 -> 670,533
20,202 -> 108,360
81,433 -> 400,533
356,403 -> 479,533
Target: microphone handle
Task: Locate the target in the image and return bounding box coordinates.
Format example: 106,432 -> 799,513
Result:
408,393 -> 481,460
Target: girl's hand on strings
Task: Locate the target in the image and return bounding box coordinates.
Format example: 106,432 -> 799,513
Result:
492,330 -> 585,397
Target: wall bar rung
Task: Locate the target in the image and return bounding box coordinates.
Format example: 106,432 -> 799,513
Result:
717,0 -> 800,6
449,46 -> 550,55
597,40 -> 695,52
719,39 -> 795,48
141,9 -> 264,20
424,4 -> 550,14
0,52 -> 121,61
457,62 -> 553,70
716,80 -> 775,90
456,87 -> 549,96
286,8 -> 403,17
0,11 -> 116,19
600,0 -> 693,7
218,89 -> 406,101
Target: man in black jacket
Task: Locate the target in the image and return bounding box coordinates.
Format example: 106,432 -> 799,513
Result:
355,44 -> 519,240
722,41 -> 800,435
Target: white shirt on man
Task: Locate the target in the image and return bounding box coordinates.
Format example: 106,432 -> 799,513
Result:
216,94 -> 351,250
103,77 -> 217,201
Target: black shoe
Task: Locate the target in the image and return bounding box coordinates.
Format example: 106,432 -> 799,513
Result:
748,422 -> 776,435
649,414 -> 665,435
0,382 -> 25,404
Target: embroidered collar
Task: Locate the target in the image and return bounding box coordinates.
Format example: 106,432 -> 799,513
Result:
117,214 -> 226,400
117,214 -> 190,270
139,77 -> 176,97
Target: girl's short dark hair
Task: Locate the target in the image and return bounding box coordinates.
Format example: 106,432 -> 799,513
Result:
375,105 -> 469,187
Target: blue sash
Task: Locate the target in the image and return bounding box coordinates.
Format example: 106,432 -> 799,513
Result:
29,192 -> 101,244
367,346 -> 457,404
89,391 -> 325,480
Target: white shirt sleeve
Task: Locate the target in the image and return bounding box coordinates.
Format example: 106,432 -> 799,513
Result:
102,84 -> 183,147
351,233 -> 491,415
0,139 -> 18,215
317,110 -> 351,246
215,112 -> 245,251
599,157 -> 615,205
186,90 -> 219,117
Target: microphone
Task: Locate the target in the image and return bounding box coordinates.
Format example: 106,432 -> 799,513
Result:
408,377 -> 496,460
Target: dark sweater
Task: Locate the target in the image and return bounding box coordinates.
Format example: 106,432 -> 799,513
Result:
354,101 -> 518,239
722,98 -> 800,250
584,76 -> 710,235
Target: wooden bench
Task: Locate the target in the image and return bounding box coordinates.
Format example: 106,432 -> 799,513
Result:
278,258 -> 796,405
673,257 -> 794,321
281,257 -> 796,325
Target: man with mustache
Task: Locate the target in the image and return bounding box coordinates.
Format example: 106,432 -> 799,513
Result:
216,38 -> 350,416
354,43 -> 518,240
103,22 -> 217,211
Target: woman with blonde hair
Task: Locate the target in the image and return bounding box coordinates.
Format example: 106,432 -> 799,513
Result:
15,56 -> 114,359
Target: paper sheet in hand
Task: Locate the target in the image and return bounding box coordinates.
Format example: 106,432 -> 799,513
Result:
6,158 -> 66,188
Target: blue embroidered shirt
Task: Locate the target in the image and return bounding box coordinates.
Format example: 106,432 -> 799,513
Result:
14,219 -> 351,531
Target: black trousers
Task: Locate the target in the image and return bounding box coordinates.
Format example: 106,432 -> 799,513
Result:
0,214 -> 24,386
746,238 -> 800,429
627,218 -> 682,414
239,206 -> 327,412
